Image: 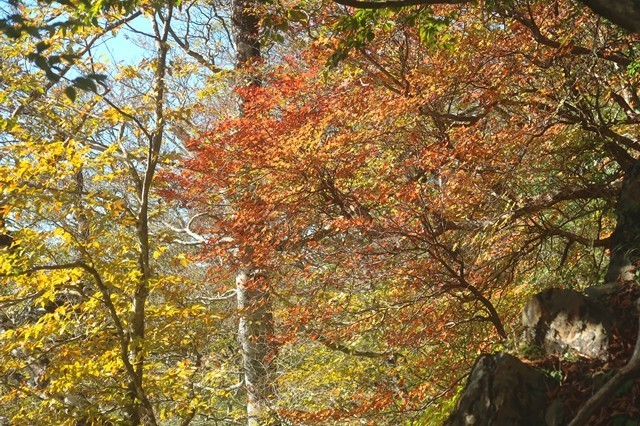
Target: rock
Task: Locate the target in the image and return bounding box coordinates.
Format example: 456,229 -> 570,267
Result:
522,288 -> 611,359
445,353 -> 557,426
544,399 -> 568,426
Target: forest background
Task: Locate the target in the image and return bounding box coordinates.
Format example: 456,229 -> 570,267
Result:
1,0 -> 640,424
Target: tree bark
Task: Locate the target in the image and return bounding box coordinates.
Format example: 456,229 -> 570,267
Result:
605,159 -> 640,283
236,270 -> 276,426
231,1 -> 278,424
580,0 -> 640,33
124,6 -> 172,425
232,0 -> 260,70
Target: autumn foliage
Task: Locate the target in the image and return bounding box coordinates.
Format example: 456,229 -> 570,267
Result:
162,3 -> 628,423
2,0 -> 640,424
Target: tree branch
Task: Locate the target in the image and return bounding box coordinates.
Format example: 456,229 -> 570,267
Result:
333,0 -> 466,8
161,17 -> 224,74
503,9 -> 632,67
314,333 -> 402,359
333,0 -> 640,35
532,224 -> 611,248
0,291 -> 44,309
442,181 -> 621,235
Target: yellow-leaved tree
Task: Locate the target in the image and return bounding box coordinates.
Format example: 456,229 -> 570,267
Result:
0,3 -> 245,424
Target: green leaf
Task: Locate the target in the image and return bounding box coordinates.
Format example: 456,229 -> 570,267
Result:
33,55 -> 49,71
45,69 -> 60,83
35,41 -> 50,53
64,86 -> 77,102
24,25 -> 40,38
615,379 -> 634,396
86,73 -> 108,82
73,77 -> 97,92
287,9 -> 307,24
60,53 -> 77,63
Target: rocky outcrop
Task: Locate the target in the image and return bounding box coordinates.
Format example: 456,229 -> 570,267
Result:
521,288 -> 611,360
445,353 -> 561,426
447,285 -> 640,425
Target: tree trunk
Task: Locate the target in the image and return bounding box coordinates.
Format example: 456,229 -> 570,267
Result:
605,159 -> 640,283
123,7 -> 172,425
232,0 -> 260,70
236,269 -> 276,426
231,1 -> 278,424
580,0 -> 640,33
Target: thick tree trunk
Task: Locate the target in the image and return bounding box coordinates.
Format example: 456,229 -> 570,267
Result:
232,0 -> 260,69
581,0 -> 640,33
231,1 -> 278,424
236,270 -> 276,426
605,160 -> 640,283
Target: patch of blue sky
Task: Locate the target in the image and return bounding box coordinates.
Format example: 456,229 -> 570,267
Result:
91,14 -> 154,67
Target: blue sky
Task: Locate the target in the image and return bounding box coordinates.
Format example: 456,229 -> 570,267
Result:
92,14 -> 154,66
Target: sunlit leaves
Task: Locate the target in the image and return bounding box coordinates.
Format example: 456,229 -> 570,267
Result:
2,0 -> 637,423
175,1 -> 638,423
0,7 -> 233,422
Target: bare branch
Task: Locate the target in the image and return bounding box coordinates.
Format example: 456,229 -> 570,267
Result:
442,181 -> 621,235
162,212 -> 211,245
0,290 -> 45,309
503,9 -> 632,67
187,290 -> 238,302
314,333 -> 402,359
161,16 -> 224,74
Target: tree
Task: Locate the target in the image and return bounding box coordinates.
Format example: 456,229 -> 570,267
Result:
2,0 -> 640,424
232,0 -> 279,424
2,0 -> 640,96
178,1 -> 640,423
0,3 -> 240,424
